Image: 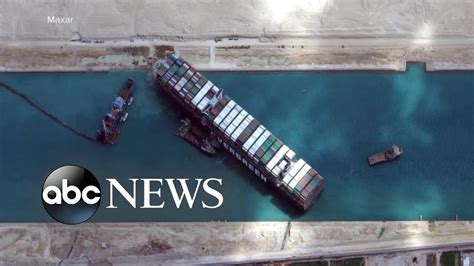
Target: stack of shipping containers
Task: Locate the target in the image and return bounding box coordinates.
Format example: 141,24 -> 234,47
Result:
153,54 -> 324,211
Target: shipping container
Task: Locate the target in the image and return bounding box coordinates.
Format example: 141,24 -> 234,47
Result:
225,110 -> 247,137
283,159 -> 305,184
192,82 -> 213,106
168,64 -> 180,76
248,130 -> 271,157
302,178 -> 319,198
266,145 -> 289,173
243,125 -> 264,152
255,134 -> 276,159
154,54 -> 324,212
184,69 -> 194,80
289,164 -> 311,189
175,58 -> 184,66
236,119 -> 260,146
231,114 -> 252,142
295,172 -> 315,193
197,97 -> 211,112
219,106 -> 240,132
197,76 -> 207,87
214,100 -> 236,126
176,65 -> 189,78
260,140 -> 282,165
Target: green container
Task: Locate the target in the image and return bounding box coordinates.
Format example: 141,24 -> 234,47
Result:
177,67 -> 187,77
170,64 -> 179,74
184,81 -> 193,91
260,149 -> 275,165
197,78 -> 207,87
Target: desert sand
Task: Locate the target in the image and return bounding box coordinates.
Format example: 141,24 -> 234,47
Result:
1,0 -> 472,40
0,0 -> 472,71
0,221 -> 473,264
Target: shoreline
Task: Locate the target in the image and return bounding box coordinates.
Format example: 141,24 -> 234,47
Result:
1,38 -> 473,73
0,221 -> 473,264
2,63 -> 474,73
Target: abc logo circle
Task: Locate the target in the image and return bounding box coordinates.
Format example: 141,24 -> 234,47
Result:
42,165 -> 101,225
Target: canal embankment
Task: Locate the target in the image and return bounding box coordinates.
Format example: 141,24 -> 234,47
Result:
0,0 -> 473,72
0,221 -> 473,264
0,38 -> 473,72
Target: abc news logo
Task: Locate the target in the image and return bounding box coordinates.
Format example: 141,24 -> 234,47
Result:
42,166 -> 101,224
42,165 -> 223,224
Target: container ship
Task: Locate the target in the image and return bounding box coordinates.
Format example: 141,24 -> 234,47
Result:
152,54 -> 324,212
97,77 -> 135,144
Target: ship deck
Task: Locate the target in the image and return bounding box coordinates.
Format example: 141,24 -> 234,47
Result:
153,54 -> 324,211
368,152 -> 388,166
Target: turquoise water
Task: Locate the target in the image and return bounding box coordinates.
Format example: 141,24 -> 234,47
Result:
0,64 -> 473,222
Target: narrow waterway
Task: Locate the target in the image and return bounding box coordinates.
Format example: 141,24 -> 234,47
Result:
0,64 -> 472,222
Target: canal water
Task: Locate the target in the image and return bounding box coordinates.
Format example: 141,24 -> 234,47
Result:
0,64 -> 473,222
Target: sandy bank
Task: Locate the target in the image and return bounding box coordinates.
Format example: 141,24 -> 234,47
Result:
0,0 -> 472,72
0,221 -> 473,264
0,38 -> 473,72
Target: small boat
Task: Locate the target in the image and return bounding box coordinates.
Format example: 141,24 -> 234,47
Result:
97,77 -> 135,144
368,145 -> 402,166
153,54 -> 325,212
176,118 -> 217,155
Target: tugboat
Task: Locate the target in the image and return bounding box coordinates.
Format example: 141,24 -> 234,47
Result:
153,54 -> 325,212
97,77 -> 135,144
368,145 -> 402,166
176,118 -> 218,155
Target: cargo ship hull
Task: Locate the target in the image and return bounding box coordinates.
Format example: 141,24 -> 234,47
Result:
97,77 -> 135,144
152,54 -> 324,212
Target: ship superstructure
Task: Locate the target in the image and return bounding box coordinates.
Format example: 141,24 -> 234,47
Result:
152,54 -> 324,211
97,77 -> 135,144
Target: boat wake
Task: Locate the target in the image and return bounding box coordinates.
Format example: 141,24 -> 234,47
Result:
0,81 -> 96,142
